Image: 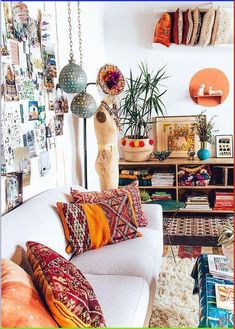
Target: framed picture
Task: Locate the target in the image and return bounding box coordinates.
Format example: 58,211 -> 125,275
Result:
153,115 -> 201,158
215,135 -> 233,158
1,172 -> 23,214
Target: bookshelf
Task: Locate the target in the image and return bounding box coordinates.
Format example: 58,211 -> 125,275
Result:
119,158 -> 234,213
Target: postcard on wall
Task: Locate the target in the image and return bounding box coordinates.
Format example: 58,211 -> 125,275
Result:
9,39 -> 19,65
12,1 -> 29,41
23,130 -> 37,158
34,122 -> 47,152
2,172 -> 23,214
13,147 -> 31,187
3,64 -> 19,102
28,100 -> 39,120
38,151 -> 51,177
153,116 -> 200,158
54,114 -> 64,136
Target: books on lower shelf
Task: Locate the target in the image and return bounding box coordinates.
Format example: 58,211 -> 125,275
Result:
183,193 -> 211,210
215,283 -> 234,311
151,172 -> 174,186
151,191 -> 172,201
208,254 -> 234,281
213,192 -> 234,211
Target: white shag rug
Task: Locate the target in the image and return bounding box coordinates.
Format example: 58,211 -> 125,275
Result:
149,255 -> 199,328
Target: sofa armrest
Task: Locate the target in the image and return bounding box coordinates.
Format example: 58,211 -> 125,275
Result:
141,204 -> 163,232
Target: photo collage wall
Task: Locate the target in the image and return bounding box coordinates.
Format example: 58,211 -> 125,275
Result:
1,2 -> 69,212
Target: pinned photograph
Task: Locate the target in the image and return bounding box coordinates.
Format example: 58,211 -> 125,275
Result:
3,172 -> 23,213
13,147 -> 31,186
12,1 -> 29,41
55,84 -> 69,114
23,130 -> 37,158
3,64 -> 19,101
54,114 -> 64,136
28,100 -> 39,120
38,151 -> 51,177
38,106 -> 46,124
34,122 -> 47,152
9,39 -> 19,65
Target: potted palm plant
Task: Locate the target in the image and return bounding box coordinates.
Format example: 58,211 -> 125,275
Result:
119,63 -> 168,162
218,223 -> 234,269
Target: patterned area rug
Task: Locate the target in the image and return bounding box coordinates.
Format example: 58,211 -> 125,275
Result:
149,254 -> 198,328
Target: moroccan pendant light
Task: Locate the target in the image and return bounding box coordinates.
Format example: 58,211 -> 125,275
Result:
70,2 -> 97,118
58,1 -> 87,94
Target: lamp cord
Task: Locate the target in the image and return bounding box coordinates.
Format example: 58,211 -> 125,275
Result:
77,1 -> 83,67
67,1 -> 74,62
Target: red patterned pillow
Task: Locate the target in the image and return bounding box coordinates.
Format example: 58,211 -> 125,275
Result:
57,192 -> 141,255
71,181 -> 147,227
173,8 -> 183,44
26,241 -> 106,328
182,9 -> 193,45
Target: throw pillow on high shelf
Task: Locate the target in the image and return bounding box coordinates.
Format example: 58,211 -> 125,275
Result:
71,181 -> 147,227
153,12 -> 172,47
190,7 -> 202,45
26,241 -> 106,328
182,9 -> 193,45
57,191 -> 141,255
198,8 -> 215,46
211,6 -> 231,46
173,8 -> 183,44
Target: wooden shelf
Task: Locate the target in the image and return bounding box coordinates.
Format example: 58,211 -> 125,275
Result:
194,94 -> 222,104
119,158 -> 234,166
138,186 -> 176,189
178,185 -> 233,189
152,43 -> 233,52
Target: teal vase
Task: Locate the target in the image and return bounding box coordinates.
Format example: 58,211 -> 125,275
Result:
197,142 -> 210,160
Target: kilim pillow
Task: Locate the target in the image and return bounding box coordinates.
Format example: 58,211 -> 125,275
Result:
1,259 -> 57,328
173,8 -> 183,44
190,8 -> 202,45
198,8 -> 215,47
210,6 -> 230,46
153,12 -> 172,47
26,241 -> 106,328
70,180 -> 147,227
182,9 -> 193,45
57,192 -> 141,255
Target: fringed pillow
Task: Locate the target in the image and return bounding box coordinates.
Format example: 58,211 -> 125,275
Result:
199,8 -> 215,47
190,8 -> 202,45
182,9 -> 193,45
211,6 -> 231,46
173,8 -> 183,44
26,241 -> 106,328
153,12 -> 172,47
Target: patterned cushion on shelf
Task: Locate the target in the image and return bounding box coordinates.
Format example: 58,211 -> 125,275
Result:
153,12 -> 172,47
71,181 -> 147,227
190,8 -> 202,45
199,8 -> 215,47
182,9 -> 193,45
210,6 -> 231,46
26,241 -> 106,328
57,192 -> 140,255
1,259 -> 57,328
173,8 -> 183,44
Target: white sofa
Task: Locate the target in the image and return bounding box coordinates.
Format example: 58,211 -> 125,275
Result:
1,187 -> 163,327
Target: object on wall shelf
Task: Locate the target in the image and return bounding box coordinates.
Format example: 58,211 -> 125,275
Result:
215,135 -> 233,158
189,68 -> 229,106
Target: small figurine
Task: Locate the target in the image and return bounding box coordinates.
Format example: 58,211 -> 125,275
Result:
187,149 -> 195,161
197,84 -> 205,96
208,86 -> 223,95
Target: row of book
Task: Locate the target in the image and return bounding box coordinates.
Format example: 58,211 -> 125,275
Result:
151,191 -> 172,201
183,194 -> 211,210
208,255 -> 234,311
213,192 -> 234,211
151,172 -> 174,187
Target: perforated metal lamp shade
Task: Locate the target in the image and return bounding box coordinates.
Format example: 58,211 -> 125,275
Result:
58,61 -> 87,94
71,91 -> 97,118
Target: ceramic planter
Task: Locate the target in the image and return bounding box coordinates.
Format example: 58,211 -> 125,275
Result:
197,141 -> 210,160
222,243 -> 234,270
121,137 -> 154,162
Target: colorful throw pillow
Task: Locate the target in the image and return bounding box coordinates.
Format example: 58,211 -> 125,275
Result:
153,12 -> 171,47
57,192 -> 140,255
1,259 -> 57,328
210,7 -> 230,46
199,8 -> 215,47
190,8 -> 202,45
26,241 -> 106,328
71,181 -> 147,227
173,8 -> 183,44
182,9 -> 193,45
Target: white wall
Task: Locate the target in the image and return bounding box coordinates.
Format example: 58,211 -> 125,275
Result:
103,1 -> 234,157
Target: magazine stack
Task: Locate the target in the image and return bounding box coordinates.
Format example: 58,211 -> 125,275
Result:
208,255 -> 234,281
184,194 -> 211,211
151,172 -> 174,186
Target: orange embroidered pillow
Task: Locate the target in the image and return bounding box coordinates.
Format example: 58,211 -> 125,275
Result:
57,192 -> 141,255
71,181 -> 147,227
26,241 -> 106,328
153,12 -> 171,47
1,259 -> 57,328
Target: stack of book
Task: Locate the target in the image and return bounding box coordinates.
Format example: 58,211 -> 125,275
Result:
208,255 -> 234,281
151,191 -> 172,201
213,192 -> 234,211
184,194 -> 211,210
151,172 -> 174,186
215,284 -> 234,311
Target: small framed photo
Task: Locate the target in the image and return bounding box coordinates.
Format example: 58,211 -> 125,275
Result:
215,135 -> 233,158
1,172 -> 23,214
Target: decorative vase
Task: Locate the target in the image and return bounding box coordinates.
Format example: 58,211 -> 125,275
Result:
121,137 -> 154,162
197,142 -> 210,160
222,243 -> 234,270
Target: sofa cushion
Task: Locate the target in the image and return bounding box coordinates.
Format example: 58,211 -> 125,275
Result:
85,274 -> 149,328
57,193 -> 140,255
71,181 -> 147,227
1,259 -> 57,328
71,227 -> 163,286
1,189 -> 72,260
27,241 -> 106,328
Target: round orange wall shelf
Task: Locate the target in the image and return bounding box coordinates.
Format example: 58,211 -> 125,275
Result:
189,68 -> 229,107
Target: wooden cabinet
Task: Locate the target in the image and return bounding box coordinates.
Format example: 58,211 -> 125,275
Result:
119,158 -> 234,213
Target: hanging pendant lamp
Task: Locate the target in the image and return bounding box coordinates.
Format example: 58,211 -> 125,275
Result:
58,2 -> 87,94
70,2 -> 97,118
